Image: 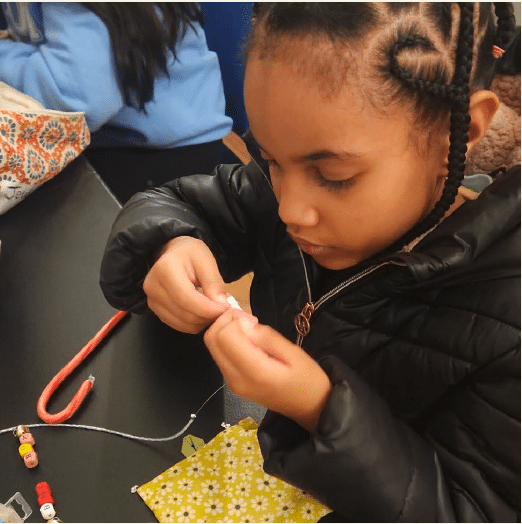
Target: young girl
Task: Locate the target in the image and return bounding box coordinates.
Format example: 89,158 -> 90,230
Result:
0,3 -> 234,202
100,3 -> 520,521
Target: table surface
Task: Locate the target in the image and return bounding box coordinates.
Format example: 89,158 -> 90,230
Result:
0,157 -> 227,522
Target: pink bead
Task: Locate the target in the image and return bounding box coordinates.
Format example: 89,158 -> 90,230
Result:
23,451 -> 39,468
19,432 -> 35,446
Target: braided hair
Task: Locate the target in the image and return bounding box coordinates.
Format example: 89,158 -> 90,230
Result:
247,3 -> 517,253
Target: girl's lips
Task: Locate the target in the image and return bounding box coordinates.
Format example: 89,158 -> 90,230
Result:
299,243 -> 326,256
289,234 -> 328,255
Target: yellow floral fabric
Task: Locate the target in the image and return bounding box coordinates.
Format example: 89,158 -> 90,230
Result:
137,418 -> 330,523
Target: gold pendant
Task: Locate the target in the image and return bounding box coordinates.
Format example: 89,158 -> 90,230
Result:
294,301 -> 315,337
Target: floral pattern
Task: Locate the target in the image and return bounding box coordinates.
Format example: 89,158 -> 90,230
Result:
0,108 -> 90,214
39,120 -> 65,150
0,115 -> 17,144
137,418 -> 330,523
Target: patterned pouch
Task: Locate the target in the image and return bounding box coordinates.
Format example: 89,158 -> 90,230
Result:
0,82 -> 90,214
136,418 -> 330,523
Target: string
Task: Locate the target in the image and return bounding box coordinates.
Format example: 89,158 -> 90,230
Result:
0,384 -> 225,443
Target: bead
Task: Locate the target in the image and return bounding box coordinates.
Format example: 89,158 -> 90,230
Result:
36,482 -> 52,497
36,482 -> 54,507
47,519 -> 62,523
18,443 -> 33,457
23,451 -> 39,468
40,503 -> 56,520
13,425 -> 29,437
38,493 -> 54,506
19,432 -> 35,446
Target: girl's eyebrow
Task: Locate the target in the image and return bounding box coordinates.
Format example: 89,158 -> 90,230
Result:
293,149 -> 364,163
257,141 -> 363,163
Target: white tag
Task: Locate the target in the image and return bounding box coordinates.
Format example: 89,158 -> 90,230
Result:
226,295 -> 242,310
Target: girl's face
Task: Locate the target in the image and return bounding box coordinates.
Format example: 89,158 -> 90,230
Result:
244,45 -> 450,270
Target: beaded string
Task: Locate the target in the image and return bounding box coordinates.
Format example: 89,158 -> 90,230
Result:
0,383 -> 225,442
5,298 -> 242,442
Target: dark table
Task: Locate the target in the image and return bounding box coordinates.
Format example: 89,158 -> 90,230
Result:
0,157 -> 226,522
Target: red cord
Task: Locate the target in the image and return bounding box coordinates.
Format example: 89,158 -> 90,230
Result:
37,310 -> 128,424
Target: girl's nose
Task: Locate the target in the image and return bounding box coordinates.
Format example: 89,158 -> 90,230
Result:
276,174 -> 319,228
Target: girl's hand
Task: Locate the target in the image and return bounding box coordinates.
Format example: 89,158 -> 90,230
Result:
204,309 -> 332,433
143,236 -> 230,333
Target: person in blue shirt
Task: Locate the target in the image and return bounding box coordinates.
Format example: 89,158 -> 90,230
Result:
0,2 -> 235,202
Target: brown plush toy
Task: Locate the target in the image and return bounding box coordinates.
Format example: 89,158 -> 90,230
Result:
466,29 -> 521,177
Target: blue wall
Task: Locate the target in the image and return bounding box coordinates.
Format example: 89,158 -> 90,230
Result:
201,2 -> 253,136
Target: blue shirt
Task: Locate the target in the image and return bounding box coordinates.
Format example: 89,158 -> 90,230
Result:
0,3 -> 233,148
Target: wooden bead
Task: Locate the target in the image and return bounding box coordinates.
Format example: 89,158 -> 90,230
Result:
19,432 -> 35,446
23,451 -> 39,468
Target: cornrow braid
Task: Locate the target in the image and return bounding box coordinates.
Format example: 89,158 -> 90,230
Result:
388,34 -> 459,101
386,3 -> 475,253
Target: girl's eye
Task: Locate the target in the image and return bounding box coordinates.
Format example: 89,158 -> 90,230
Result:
313,169 -> 354,192
264,158 -> 278,167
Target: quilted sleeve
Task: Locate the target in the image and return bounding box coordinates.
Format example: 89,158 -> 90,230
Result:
99,161 -> 273,312
258,352 -> 520,522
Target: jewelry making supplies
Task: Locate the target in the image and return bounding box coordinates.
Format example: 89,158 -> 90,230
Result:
14,425 -> 38,468
35,482 -> 57,521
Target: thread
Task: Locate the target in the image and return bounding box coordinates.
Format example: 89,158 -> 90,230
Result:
1,384 -> 225,443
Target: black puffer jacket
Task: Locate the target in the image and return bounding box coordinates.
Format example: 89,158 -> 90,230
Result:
100,162 -> 520,522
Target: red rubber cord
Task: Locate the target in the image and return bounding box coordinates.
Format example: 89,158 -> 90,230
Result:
37,310 -> 128,424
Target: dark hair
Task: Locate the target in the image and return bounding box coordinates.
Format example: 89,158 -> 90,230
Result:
82,3 -> 203,111
247,3 -> 517,252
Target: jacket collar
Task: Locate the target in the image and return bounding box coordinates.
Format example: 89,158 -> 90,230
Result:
392,165 -> 520,282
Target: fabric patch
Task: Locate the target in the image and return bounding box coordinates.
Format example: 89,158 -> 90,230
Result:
136,418 -> 330,523
0,82 -> 90,215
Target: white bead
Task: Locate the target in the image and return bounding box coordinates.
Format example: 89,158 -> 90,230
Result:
40,503 -> 56,520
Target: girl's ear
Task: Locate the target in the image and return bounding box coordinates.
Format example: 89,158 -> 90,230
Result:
467,90 -> 500,152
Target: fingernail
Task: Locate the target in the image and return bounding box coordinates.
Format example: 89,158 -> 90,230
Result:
238,315 -> 258,333
215,293 -> 229,307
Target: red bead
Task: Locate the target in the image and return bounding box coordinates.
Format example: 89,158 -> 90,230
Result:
36,482 -> 52,497
23,451 -> 38,468
38,492 -> 54,506
19,432 -> 35,446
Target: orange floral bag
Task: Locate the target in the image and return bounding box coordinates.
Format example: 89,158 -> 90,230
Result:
0,82 -> 90,214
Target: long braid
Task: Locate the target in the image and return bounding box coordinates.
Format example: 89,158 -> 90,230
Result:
386,3 -> 475,252
492,2 -> 518,76
494,2 -> 516,50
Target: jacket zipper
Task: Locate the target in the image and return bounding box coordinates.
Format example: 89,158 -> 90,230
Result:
294,250 -> 402,347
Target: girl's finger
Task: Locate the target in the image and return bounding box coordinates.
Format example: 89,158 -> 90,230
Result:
205,312 -> 287,377
147,301 -> 211,333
